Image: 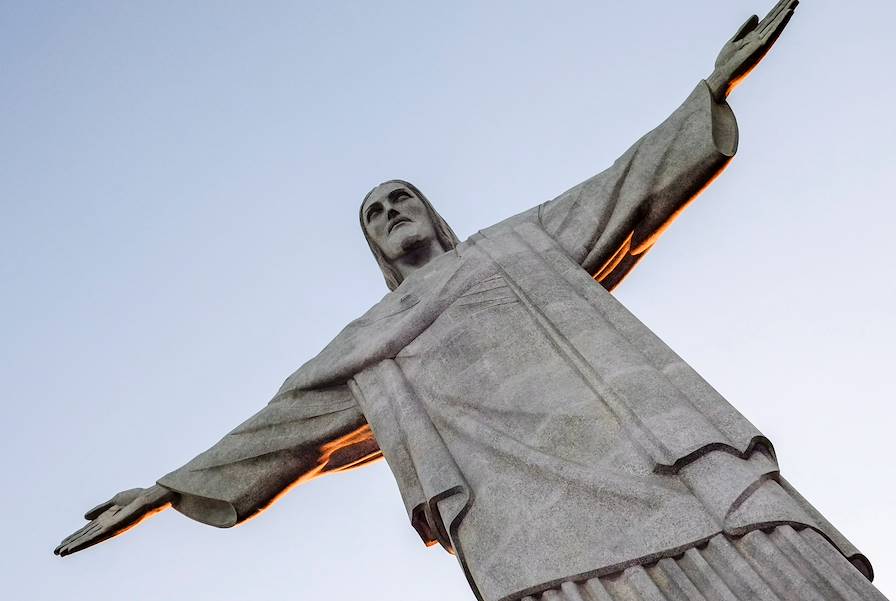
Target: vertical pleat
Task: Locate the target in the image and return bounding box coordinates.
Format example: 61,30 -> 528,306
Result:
771,526 -> 866,600
581,577 -> 615,601
603,567 -> 667,601
645,558 -> 708,600
559,581 -> 589,601
802,529 -> 889,601
513,527 -> 886,601
733,529 -> 829,601
691,536 -> 777,600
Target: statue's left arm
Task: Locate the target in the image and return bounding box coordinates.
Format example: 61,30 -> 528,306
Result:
539,0 -> 797,289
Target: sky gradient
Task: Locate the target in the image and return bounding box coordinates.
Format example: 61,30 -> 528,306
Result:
2,1 -> 894,599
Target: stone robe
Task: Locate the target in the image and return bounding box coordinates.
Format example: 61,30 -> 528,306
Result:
158,82 -> 875,601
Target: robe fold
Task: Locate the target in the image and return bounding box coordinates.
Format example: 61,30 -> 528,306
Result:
158,81 -> 876,601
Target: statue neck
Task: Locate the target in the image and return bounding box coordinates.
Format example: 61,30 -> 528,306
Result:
393,238 -> 445,283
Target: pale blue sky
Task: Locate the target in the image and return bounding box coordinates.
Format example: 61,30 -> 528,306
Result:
2,1 -> 894,599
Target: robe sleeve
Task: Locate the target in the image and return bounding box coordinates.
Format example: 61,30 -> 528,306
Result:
156,385 -> 381,527
538,80 -> 738,289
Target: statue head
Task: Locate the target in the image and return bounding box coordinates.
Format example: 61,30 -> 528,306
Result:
360,180 -> 460,291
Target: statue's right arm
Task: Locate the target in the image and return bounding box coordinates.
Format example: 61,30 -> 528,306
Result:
55,385 -> 380,556
54,485 -> 176,556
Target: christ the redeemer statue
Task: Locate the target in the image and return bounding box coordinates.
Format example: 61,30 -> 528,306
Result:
55,2 -> 890,600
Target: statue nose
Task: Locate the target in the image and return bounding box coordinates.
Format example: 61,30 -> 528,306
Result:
387,208 -> 400,220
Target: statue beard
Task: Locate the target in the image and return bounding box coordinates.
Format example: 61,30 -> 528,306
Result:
397,231 -> 429,254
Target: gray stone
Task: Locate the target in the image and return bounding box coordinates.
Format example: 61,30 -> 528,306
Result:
54,2 -> 890,600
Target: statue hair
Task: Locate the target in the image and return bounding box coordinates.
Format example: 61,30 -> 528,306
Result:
360,180 -> 460,291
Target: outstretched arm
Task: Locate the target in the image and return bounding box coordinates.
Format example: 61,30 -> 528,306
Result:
54,385 -> 380,556
538,0 -> 798,289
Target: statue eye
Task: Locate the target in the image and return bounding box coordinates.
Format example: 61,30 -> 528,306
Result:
366,206 -> 382,223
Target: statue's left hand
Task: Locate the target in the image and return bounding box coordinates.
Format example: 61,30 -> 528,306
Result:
53,485 -> 174,557
707,0 -> 799,101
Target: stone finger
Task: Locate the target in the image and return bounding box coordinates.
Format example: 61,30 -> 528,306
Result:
84,499 -> 115,520
759,0 -> 798,36
56,524 -> 93,551
760,9 -> 795,45
60,524 -> 104,556
757,0 -> 792,32
729,15 -> 759,44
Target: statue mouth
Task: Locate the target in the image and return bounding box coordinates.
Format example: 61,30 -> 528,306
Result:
388,217 -> 412,234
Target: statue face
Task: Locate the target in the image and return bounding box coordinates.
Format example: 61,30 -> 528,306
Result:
362,182 -> 438,260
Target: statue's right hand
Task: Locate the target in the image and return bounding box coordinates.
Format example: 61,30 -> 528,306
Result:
54,485 -> 174,557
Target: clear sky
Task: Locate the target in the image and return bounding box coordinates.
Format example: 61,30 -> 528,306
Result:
2,1 -> 894,599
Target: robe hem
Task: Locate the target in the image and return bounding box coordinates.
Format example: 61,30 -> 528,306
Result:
495,521 -> 874,601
